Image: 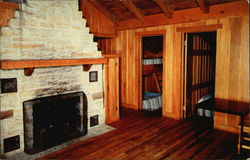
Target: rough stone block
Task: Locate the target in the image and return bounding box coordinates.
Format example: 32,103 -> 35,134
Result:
1,27 -> 19,36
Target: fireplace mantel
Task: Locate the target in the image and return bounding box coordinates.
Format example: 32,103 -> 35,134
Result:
0,58 -> 108,76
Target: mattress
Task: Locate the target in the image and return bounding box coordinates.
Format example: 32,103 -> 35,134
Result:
143,58 -> 162,65
197,93 -> 213,117
142,92 -> 162,111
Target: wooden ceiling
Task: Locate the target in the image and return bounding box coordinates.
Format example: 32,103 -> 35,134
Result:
87,0 -> 240,25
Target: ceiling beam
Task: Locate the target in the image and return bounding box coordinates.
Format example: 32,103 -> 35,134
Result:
87,0 -> 120,25
117,1 -> 247,30
196,0 -> 209,13
121,0 -> 144,22
154,0 -> 173,19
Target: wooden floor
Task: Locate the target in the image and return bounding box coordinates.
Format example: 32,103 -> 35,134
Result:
40,108 -> 245,159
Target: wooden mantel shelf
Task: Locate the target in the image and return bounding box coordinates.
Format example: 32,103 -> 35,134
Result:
0,58 -> 108,76
0,58 -> 108,69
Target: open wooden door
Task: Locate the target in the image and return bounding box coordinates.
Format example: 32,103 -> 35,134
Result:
184,32 -> 216,118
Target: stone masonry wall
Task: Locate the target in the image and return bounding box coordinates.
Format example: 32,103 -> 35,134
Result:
0,0 -> 105,156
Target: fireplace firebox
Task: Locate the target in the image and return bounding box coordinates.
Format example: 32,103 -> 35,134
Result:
23,92 -> 87,154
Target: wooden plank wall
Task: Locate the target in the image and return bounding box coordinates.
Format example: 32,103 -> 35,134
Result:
81,0 -> 117,37
214,15 -> 249,133
104,56 -> 120,124
95,38 -> 121,55
103,13 -> 249,132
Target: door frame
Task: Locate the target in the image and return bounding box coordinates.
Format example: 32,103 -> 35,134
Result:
135,30 -> 166,112
177,24 -> 222,119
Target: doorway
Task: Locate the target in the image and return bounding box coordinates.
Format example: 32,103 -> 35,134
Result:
141,35 -> 163,116
183,32 -> 217,118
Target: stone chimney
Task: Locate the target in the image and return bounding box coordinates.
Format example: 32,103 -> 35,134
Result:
0,0 -> 105,156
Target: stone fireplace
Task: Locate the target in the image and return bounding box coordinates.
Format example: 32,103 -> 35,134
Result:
0,0 -> 106,157
23,92 -> 87,154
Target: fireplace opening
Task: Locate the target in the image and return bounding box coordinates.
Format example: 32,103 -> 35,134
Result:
23,92 -> 87,154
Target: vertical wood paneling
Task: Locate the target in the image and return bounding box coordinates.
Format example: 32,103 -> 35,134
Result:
214,15 -> 249,133
239,13 -> 249,102
96,38 -> 120,55
104,57 -> 120,124
170,27 -> 182,119
81,1 -> 117,37
100,14 -> 249,128
225,18 -> 241,129
228,18 -> 241,100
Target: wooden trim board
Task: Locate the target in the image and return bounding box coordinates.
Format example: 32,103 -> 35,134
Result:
0,1 -> 19,10
0,58 -> 108,69
122,103 -> 138,110
176,24 -> 223,33
92,32 -> 117,38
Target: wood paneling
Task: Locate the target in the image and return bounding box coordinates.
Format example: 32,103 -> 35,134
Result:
95,38 -> 121,55
104,57 -> 120,124
0,2 -> 18,26
176,24 -> 222,33
86,0 -> 120,25
117,1 -> 248,31
214,15 -> 249,133
81,0 -> 117,38
106,26 -> 183,118
101,13 -> 249,131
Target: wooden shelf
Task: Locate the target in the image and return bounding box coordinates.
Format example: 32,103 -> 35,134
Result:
0,58 -> 108,76
0,1 -> 19,10
0,110 -> 13,120
0,58 -> 108,69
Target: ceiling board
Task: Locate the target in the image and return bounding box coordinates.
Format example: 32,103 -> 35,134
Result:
121,0 -> 145,21
97,0 -> 241,23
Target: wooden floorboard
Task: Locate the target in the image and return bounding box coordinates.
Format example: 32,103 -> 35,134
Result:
39,108 -> 247,159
